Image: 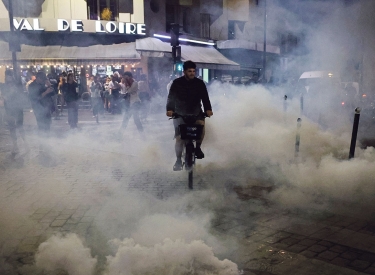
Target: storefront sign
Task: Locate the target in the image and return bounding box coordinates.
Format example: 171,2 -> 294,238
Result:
12,18 -> 146,35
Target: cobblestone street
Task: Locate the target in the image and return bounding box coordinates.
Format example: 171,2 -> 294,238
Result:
1,110 -> 375,275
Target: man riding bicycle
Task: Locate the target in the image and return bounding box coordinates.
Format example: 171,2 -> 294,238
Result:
166,60 -> 213,171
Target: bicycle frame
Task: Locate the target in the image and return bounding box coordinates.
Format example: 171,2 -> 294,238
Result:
171,113 -> 205,189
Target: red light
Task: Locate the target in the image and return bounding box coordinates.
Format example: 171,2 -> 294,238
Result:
341,102 -> 345,105
363,94 -> 367,97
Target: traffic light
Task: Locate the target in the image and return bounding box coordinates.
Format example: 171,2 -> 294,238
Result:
170,23 -> 180,47
173,60 -> 183,76
176,61 -> 183,72
172,45 -> 181,62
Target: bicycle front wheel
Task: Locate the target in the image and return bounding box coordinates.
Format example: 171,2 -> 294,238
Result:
185,143 -> 194,189
188,170 -> 193,189
185,143 -> 194,170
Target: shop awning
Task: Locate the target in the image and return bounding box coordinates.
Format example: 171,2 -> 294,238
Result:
217,40 -> 280,54
135,37 -> 171,58
136,37 -> 240,70
0,41 -> 140,65
217,40 -> 280,70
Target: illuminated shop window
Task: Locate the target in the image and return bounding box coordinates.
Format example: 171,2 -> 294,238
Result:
87,0 -> 134,20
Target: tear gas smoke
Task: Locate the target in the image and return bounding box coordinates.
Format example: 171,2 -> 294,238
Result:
34,234 -> 239,275
3,1 -> 375,273
35,233 -> 97,275
105,238 -> 238,275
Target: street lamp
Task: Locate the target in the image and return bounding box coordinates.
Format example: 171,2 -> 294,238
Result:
170,23 -> 182,76
262,0 -> 267,83
7,0 -> 21,83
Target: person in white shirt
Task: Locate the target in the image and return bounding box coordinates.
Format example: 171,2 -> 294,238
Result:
120,72 -> 143,133
90,76 -> 103,119
108,73 -> 121,114
103,77 -> 111,112
119,77 -> 126,95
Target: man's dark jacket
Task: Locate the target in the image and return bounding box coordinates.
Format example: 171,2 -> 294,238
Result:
28,81 -> 53,115
166,76 -> 212,116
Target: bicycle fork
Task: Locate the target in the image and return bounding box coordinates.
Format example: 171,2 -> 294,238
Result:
185,142 -> 195,169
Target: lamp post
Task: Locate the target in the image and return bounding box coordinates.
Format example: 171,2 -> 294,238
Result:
262,0 -> 267,83
7,0 -> 21,83
170,23 -> 182,76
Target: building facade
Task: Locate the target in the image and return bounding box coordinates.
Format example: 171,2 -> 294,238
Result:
0,0 -> 288,84
147,0 -> 283,83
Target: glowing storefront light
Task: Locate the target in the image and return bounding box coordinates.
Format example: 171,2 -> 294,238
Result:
153,34 -> 215,46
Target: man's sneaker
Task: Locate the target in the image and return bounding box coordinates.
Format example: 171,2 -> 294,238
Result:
173,159 -> 183,171
195,147 -> 205,159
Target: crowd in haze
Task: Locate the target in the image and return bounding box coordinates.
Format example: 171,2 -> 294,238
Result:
0,69 -> 173,157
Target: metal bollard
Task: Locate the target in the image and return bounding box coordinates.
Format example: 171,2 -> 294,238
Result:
349,107 -> 361,159
283,95 -> 288,112
295,118 -> 302,158
283,95 -> 288,124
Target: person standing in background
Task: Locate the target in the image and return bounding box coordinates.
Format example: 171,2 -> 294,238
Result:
103,77 -> 111,112
26,73 -> 36,92
108,73 -> 121,114
47,73 -> 59,120
138,74 -> 150,123
1,70 -> 29,154
57,73 -> 67,117
120,72 -> 143,133
90,76 -> 103,121
28,71 -> 55,154
61,73 -> 79,129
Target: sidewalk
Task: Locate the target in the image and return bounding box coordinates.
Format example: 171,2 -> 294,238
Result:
0,109 -> 374,275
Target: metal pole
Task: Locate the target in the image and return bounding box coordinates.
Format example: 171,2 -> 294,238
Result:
8,0 -> 19,83
300,94 -> 304,116
262,0 -> 267,83
283,95 -> 287,112
283,95 -> 287,124
349,107 -> 361,159
8,0 -> 21,85
295,118 -> 302,158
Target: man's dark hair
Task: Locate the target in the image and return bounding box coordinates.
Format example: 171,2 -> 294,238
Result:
123,71 -> 133,78
183,60 -> 196,71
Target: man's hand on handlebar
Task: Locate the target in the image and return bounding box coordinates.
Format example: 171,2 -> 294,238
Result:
166,110 -> 174,117
206,110 -> 213,117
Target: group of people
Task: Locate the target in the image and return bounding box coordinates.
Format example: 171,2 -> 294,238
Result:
87,71 -> 147,132
0,60 -> 214,171
0,69 -> 152,155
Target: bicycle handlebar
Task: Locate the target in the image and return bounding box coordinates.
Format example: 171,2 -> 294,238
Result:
169,113 -> 209,120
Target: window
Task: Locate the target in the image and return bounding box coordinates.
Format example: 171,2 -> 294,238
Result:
200,13 -> 210,38
182,7 -> 191,33
87,0 -> 133,21
150,0 -> 160,13
166,4 -> 178,32
228,20 -> 236,40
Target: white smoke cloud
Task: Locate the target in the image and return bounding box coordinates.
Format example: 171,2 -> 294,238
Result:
35,233 -> 97,275
105,238 -> 239,275
34,234 -> 239,275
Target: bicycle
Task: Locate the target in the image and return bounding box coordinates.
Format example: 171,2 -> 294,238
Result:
170,113 -> 207,189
